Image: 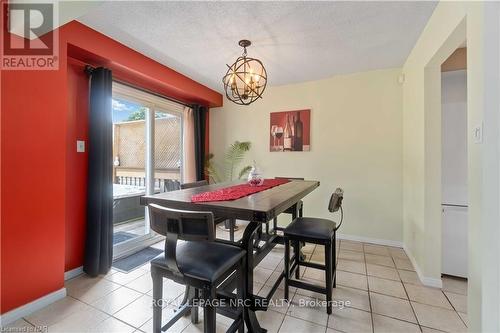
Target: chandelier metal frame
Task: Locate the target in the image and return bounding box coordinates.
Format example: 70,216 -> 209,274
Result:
222,40 -> 268,106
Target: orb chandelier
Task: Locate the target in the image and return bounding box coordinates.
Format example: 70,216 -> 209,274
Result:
222,40 -> 267,106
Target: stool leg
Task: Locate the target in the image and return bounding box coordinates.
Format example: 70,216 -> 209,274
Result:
284,237 -> 290,301
203,287 -> 216,333
293,241 -> 300,279
299,204 -> 303,217
237,258 -> 246,333
273,217 -> 278,232
333,233 -> 337,288
191,288 -> 199,324
325,242 -> 333,315
151,268 -> 163,333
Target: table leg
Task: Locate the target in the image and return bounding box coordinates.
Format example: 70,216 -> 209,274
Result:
242,221 -> 267,333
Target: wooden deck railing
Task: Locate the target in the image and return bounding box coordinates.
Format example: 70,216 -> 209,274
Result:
115,176 -> 180,192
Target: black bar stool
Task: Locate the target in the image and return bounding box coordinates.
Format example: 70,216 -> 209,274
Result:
283,188 -> 344,314
181,180 -> 238,242
148,204 -> 246,333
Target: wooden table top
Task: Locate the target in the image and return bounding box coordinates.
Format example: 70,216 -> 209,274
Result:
140,179 -> 320,222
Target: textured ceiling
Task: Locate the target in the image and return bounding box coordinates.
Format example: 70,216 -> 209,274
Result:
78,1 -> 437,91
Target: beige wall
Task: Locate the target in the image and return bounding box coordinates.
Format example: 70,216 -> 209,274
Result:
211,68 -> 403,243
402,2 -> 500,332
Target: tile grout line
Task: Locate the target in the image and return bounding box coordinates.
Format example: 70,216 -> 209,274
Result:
67,274 -> 185,331
394,254 -> 423,333
287,249 -> 465,314
441,290 -> 468,328
276,244 -> 316,333
361,243 -> 375,333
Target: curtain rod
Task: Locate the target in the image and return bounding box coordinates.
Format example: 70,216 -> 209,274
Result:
84,65 -> 195,109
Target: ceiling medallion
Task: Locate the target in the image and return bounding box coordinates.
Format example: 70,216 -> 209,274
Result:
223,40 -> 268,106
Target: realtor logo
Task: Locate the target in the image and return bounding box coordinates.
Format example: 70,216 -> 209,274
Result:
1,2 -> 59,70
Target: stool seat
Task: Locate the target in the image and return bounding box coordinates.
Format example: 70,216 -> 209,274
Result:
285,217 -> 336,241
151,241 -> 245,283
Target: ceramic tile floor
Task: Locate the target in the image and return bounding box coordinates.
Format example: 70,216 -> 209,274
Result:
4,232 -> 468,333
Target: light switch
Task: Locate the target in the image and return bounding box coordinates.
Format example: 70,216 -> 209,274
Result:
77,140 -> 85,152
473,124 -> 483,144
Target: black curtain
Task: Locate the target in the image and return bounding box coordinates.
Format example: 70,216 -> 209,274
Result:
84,67 -> 113,277
193,105 -> 207,181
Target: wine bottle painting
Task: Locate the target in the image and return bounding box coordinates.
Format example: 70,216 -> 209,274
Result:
270,109 -> 310,152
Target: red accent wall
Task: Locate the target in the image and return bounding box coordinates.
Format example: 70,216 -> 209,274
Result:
65,58 -> 89,271
1,20 -> 221,314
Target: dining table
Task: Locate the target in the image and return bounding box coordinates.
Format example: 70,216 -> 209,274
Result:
140,179 -> 320,333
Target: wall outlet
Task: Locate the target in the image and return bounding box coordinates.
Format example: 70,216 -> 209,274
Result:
77,140 -> 85,153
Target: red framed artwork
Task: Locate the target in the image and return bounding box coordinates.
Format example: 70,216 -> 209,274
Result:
270,109 -> 310,152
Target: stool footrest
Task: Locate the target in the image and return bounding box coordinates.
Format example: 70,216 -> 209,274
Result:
161,303 -> 190,331
299,261 -> 326,270
288,279 -> 327,295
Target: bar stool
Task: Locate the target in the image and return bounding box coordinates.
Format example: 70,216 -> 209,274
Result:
283,188 -> 344,314
148,204 -> 246,333
181,180 -> 237,242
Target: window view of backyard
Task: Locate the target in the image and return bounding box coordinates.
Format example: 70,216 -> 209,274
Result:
112,94 -> 182,247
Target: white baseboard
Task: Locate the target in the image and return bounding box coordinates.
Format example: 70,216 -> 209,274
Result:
337,233 -> 404,248
403,245 -> 443,288
0,288 -> 66,326
64,266 -> 83,281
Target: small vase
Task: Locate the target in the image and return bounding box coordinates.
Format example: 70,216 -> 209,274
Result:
247,162 -> 264,187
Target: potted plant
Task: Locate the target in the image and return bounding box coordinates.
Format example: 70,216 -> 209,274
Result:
205,140 -> 252,233
205,141 -> 252,183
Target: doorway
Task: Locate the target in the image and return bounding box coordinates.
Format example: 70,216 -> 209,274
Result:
441,48 -> 468,282
111,82 -> 184,259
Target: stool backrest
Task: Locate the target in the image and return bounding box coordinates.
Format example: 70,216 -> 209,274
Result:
148,204 -> 215,276
328,188 -> 344,213
180,180 -> 208,189
149,204 -> 215,241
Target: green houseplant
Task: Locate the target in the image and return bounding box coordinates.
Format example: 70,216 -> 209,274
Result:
205,141 -> 252,183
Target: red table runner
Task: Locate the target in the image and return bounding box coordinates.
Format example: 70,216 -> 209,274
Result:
191,179 -> 289,203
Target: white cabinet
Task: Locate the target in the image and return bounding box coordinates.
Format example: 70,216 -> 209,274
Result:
442,205 -> 468,278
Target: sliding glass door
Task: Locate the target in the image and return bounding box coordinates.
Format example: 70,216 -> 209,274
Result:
111,82 -> 183,258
